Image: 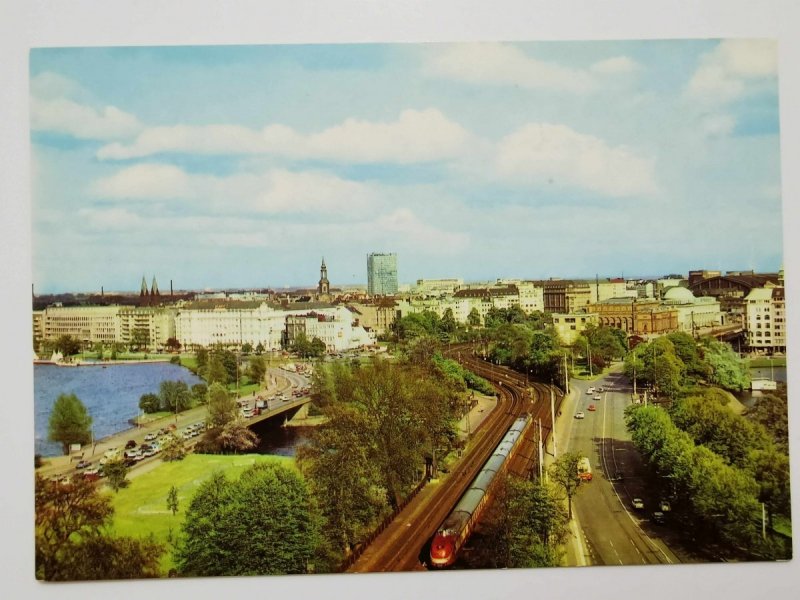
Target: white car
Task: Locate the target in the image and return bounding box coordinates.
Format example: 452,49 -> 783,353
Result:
144,432 -> 158,442
574,411 -> 585,419
594,394 -> 602,401
632,498 -> 645,510
586,387 -> 595,394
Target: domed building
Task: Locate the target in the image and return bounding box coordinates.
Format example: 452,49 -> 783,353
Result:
661,286 -> 724,334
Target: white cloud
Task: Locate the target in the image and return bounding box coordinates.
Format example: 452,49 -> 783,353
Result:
590,56 -> 640,74
372,208 -> 469,254
90,164 -> 192,199
78,207 -> 143,230
686,39 -> 777,104
427,44 -> 595,93
97,108 -> 472,164
30,71 -> 142,141
700,114 -> 736,138
494,123 -> 657,197
90,164 -> 383,216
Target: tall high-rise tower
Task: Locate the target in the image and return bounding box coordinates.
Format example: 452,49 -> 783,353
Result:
318,257 -> 330,296
367,252 -> 398,296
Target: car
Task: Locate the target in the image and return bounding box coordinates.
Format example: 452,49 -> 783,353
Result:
594,394 -> 602,401
574,411 -> 585,419
586,387 -> 595,394
125,440 -> 137,449
587,404 -> 596,412
659,499 -> 672,512
75,460 -> 91,469
597,386 -> 605,392
82,468 -> 100,481
144,432 -> 158,442
124,449 -> 140,460
632,498 -> 645,510
651,511 -> 666,524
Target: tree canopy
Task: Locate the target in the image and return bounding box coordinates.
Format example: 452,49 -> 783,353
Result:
174,463 -> 321,576
35,475 -> 163,580
48,393 -> 93,454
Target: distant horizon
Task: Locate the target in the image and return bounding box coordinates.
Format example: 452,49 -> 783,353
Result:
32,263 -> 783,297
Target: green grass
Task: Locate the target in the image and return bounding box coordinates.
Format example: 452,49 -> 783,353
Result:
747,357 -> 786,368
133,411 -> 173,425
109,453 -> 293,574
180,355 -> 198,371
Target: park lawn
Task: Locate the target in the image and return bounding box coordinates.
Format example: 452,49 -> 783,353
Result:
180,355 -> 198,371
109,453 -> 294,574
133,411 -> 172,425
747,356 -> 786,368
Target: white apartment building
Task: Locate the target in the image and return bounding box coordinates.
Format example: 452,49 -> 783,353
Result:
118,306 -> 176,348
38,305 -> 122,346
744,286 -> 786,353
285,307 -> 374,352
587,279 -> 631,304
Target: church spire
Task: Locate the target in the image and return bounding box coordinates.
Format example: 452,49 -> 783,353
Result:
318,257 -> 330,296
140,275 -> 149,296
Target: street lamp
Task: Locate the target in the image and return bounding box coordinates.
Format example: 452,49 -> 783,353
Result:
585,338 -> 593,377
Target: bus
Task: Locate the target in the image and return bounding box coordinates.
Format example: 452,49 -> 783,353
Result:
578,456 -> 593,481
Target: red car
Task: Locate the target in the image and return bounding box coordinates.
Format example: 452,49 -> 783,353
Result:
588,404 -> 596,411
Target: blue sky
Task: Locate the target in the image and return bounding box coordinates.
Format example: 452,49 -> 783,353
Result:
30,40 -> 783,293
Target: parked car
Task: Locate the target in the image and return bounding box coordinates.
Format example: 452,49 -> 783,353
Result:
125,440 -> 137,449
632,498 -> 645,510
144,432 -> 158,442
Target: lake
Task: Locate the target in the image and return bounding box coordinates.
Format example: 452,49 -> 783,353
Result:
34,362 -> 203,457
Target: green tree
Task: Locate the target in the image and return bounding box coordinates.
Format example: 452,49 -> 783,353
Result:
159,380 -> 192,413
54,334 -> 81,357
167,485 -> 179,516
216,419 -> 260,453
473,475 -> 569,568
104,458 -> 129,492
205,355 -> 228,385
206,382 -> 237,429
241,342 -> 253,354
309,337 -> 327,357
699,337 -> 750,391
165,337 -> 181,352
297,404 -> 386,556
191,383 -> 208,406
138,393 -> 161,414
48,393 -> 93,454
35,475 -> 163,581
467,307 -> 481,327
161,432 -> 187,462
130,327 -> 150,351
255,342 -> 265,355
548,451 -> 585,519
195,347 -> 208,370
248,354 -> 266,383
174,463 -> 321,576
746,392 -> 789,452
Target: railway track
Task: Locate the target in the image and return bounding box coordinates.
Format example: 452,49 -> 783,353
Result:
348,346 -> 563,572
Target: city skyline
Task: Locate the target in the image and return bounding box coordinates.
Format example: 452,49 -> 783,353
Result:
31,40 -> 783,293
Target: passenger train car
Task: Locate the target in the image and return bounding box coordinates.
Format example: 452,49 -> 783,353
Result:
429,414 -> 532,568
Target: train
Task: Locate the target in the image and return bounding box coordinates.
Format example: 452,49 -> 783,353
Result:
429,414 -> 532,568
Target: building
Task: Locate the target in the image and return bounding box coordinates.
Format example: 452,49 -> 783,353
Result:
744,286 -> 786,353
541,280 -> 592,313
552,311 -> 599,345
689,272 -> 782,318
117,306 -> 176,349
367,252 -> 398,296
587,278 -> 631,304
414,278 -> 463,296
317,257 -> 331,300
661,286 -> 724,335
283,307 -> 374,352
37,305 -> 122,346
347,299 -> 400,336
587,297 -> 678,337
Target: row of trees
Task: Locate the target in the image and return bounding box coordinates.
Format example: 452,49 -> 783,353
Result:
624,390 -> 790,558
139,380 -> 208,414
624,332 -> 750,398
298,357 -> 462,560
194,347 -> 267,388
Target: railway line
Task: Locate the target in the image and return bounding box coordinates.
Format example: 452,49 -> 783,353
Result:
348,346 -> 564,572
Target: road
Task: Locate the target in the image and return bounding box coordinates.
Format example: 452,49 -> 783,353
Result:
563,369 -> 679,566
37,367 -> 304,481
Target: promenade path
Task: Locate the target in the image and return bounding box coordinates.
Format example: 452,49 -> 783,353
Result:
37,367 -> 300,480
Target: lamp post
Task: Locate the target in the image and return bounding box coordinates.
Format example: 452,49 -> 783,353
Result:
585,338 -> 593,377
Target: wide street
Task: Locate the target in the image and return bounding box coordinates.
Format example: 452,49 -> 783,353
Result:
559,369 -> 681,567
